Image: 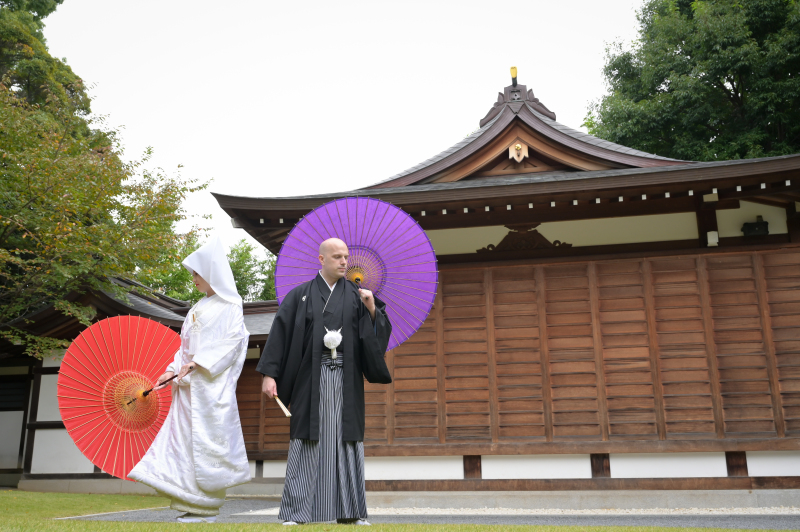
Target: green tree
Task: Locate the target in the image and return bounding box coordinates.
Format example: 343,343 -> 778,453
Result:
0,0 -> 89,112
228,239 -> 276,303
0,86 -> 206,357
140,238 -> 277,305
584,0 -> 800,161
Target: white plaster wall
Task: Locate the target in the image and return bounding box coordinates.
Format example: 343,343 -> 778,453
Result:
746,451 -> 800,477
249,460 -> 256,477
482,454 -> 592,479
246,347 -> 261,360
37,375 -> 62,422
537,212 -> 698,247
42,352 -> 64,368
364,456 -> 463,480
426,212 -> 699,256
717,200 -> 788,238
30,429 -> 94,474
610,452 -> 727,478
0,411 -> 23,469
427,226 -> 509,255
263,460 -> 288,478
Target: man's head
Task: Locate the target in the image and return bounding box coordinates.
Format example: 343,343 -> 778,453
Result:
319,238 -> 349,282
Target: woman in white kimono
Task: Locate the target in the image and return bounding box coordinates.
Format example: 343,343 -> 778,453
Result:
129,235 -> 251,523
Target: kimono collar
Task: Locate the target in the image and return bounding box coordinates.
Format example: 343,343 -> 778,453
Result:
315,273 -> 343,300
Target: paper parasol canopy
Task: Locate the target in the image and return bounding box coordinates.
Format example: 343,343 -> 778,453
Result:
275,197 -> 438,351
57,316 -> 180,480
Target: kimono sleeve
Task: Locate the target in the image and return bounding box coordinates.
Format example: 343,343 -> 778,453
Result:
166,348 -> 181,374
191,304 -> 247,378
360,295 -> 392,384
256,290 -> 298,379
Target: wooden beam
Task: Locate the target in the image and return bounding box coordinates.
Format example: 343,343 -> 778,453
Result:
695,202 -> 719,248
364,476 -> 800,492
748,196 -> 789,208
787,205 -> 800,242
247,435 -> 800,461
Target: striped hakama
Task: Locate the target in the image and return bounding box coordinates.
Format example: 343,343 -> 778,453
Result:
278,354 -> 368,523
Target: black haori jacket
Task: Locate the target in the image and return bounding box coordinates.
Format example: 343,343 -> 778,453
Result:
257,274 -> 392,442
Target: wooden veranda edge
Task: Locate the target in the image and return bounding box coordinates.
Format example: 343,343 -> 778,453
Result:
364,476 -> 800,491
248,437 -> 800,461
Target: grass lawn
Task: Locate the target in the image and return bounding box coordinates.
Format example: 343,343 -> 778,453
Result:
0,489 -> 776,532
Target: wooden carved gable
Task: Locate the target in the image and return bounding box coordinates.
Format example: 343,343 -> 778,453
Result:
427,122 -> 618,184
477,223 -> 571,253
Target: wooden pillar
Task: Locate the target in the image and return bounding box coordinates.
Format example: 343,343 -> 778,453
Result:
696,196 -> 719,248
590,453 -> 611,478
786,203 -> 800,243
22,358 -> 43,475
463,455 -> 482,479
726,451 -> 749,477
434,284 -> 446,444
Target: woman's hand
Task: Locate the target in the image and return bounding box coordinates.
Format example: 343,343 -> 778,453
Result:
154,371 -> 175,391
177,363 -> 199,383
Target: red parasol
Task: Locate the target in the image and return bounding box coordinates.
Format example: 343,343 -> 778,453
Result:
57,316 -> 180,480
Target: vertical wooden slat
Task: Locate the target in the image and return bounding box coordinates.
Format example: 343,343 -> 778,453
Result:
485,268 -> 500,443
753,253 -> 786,438
588,262 -> 610,441
726,451 -> 749,477
642,259 -> 667,440
463,455 -> 482,479
590,453 -> 611,478
697,256 -> 726,438
258,386 -> 266,452
386,348 -> 396,444
535,265 -> 554,442
434,284 -> 446,444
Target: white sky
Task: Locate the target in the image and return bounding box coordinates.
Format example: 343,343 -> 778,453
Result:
44,0 -> 644,255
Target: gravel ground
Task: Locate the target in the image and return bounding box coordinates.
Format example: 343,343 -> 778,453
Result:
61,498 -> 800,529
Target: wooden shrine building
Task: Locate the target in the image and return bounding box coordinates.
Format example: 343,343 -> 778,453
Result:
218,73 -> 800,490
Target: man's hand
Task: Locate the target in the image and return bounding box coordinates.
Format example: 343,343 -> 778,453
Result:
154,371 -> 175,391
262,375 -> 278,399
177,363 -> 198,383
359,288 -> 376,321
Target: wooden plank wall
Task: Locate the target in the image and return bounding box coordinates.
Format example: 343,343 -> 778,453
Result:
240,249 -> 800,457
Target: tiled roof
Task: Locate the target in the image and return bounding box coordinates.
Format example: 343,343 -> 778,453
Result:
527,105 -> 680,162
244,312 -> 275,336
367,113 -> 502,187
103,290 -> 187,322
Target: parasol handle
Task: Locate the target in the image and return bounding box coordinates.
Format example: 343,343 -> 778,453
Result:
126,374 -> 179,405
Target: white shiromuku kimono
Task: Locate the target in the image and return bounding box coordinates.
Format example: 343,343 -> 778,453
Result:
129,236 -> 251,516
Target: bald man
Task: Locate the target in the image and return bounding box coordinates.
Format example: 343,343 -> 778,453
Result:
257,238 -> 392,525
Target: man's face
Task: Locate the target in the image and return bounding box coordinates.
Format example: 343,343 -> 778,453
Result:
319,240 -> 349,280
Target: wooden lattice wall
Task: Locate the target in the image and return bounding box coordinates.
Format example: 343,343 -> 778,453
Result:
237,249 -> 800,459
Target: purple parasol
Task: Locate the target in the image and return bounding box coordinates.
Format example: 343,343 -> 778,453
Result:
275,197 -> 438,351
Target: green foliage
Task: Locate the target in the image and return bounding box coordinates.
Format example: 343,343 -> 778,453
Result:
0,1 -> 88,112
585,0 -> 800,161
228,239 -> 276,303
140,238 -> 277,305
0,86 -> 206,357
136,233 -> 201,304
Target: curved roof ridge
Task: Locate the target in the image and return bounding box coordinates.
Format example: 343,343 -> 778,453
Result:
526,105 -> 682,162
364,112 -> 502,188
